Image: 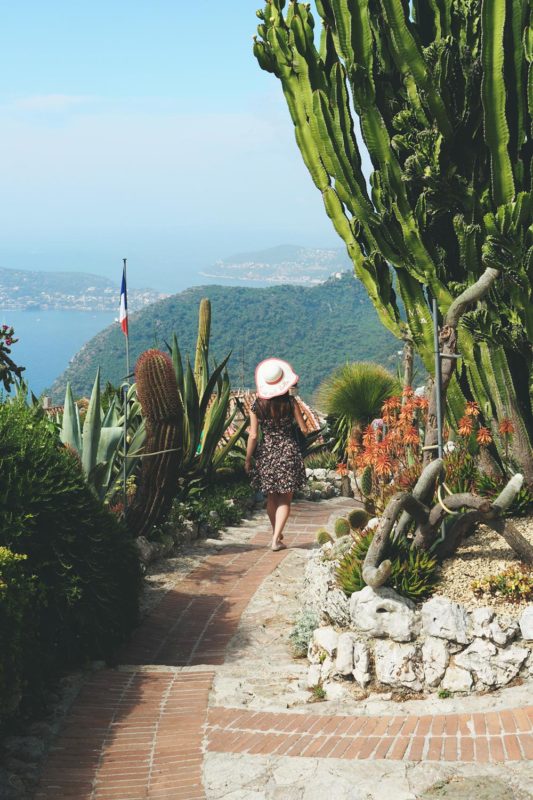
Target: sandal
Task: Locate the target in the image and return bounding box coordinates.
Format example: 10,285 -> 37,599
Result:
271,542 -> 287,552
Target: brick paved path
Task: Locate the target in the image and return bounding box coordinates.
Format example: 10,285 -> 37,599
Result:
34,500 -> 533,800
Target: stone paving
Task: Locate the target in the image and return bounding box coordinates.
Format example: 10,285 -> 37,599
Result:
33,499 -> 533,800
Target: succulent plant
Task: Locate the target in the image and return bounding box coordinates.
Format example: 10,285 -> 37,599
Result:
334,517 -> 351,538
254,0 -> 533,484
316,528 -> 334,546
347,508 -> 371,532
126,350 -> 183,537
336,530 -> 438,603
360,466 -> 373,498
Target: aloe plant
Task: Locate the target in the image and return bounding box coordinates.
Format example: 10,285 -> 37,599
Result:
254,0 -> 533,484
59,370 -> 145,502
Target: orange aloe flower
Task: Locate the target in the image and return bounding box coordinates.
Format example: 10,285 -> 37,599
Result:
336,463 -> 348,476
382,396 -> 401,413
374,452 -> 393,477
498,418 -> 515,436
476,427 -> 492,446
457,415 -> 474,436
464,400 -> 480,416
402,426 -> 420,446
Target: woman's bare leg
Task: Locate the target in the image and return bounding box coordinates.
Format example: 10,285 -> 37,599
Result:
266,493 -> 277,533
272,492 -> 293,549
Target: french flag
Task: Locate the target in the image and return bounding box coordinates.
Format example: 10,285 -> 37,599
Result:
119,264 -> 128,336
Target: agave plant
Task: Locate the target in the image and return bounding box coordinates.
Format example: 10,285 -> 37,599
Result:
254,0 -> 533,484
169,333 -> 247,489
59,369 -> 145,502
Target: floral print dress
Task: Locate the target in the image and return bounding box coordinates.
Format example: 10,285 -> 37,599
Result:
250,399 -> 306,494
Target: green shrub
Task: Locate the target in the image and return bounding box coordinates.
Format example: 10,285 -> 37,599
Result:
168,478 -> 255,536
0,402 -> 141,716
0,548 -> 37,723
336,530 -> 438,603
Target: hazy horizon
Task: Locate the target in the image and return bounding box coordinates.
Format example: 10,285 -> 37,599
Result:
0,2 -> 362,295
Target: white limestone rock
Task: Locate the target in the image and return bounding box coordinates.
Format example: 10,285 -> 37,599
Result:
352,641 -> 371,687
470,607 -> 516,646
320,656 -> 336,682
374,641 -> 423,691
421,597 -> 472,644
441,665 -> 473,692
312,626 -> 339,657
302,555 -> 337,617
323,681 -> 348,701
335,633 -> 358,676
470,607 -> 495,637
519,606 -> 533,640
349,585 -> 420,642
422,637 -> 450,687
314,469 -> 328,481
455,639 -> 528,687
489,620 -> 518,647
366,517 -> 380,531
324,588 -> 351,628
307,664 -> 322,688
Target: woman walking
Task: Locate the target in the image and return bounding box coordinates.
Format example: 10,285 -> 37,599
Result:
245,358 -> 307,551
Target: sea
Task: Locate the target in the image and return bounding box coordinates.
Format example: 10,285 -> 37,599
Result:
0,309 -> 116,396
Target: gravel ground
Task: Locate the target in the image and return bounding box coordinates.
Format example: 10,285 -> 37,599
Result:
435,515 -> 533,615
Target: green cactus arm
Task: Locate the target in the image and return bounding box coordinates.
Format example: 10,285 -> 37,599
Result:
194,298 -> 211,391
378,0 -> 453,138
60,382 -> 81,454
81,368 -> 102,477
509,0 -> 528,182
526,11 -> 533,141
481,0 -> 516,204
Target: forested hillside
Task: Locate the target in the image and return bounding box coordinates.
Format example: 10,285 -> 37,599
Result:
48,272 -> 406,402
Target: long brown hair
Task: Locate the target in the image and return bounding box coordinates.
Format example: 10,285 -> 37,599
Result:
254,393 -> 293,423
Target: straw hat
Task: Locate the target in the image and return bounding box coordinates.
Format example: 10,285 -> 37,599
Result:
255,358 -> 299,399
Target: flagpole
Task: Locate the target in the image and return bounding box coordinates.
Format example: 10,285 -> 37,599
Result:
123,258 -> 130,379
122,258 -> 130,514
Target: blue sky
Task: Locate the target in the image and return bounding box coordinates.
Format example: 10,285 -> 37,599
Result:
0,1 -> 346,291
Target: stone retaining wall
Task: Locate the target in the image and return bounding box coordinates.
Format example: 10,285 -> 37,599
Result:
303,547 -> 533,696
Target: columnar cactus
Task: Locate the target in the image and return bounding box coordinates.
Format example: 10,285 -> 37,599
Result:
254,0 -> 533,483
126,350 -> 183,537
194,298 -> 211,393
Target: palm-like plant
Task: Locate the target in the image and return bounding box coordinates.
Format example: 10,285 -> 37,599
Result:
316,362 -> 399,454
253,0 -> 533,484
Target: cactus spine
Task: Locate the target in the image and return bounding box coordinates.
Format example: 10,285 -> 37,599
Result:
254,1 -> 533,483
194,298 -> 211,393
126,350 -> 183,537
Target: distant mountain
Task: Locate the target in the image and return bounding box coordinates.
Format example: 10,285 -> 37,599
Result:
201,244 -> 351,285
48,271 -> 405,403
0,266 -> 166,311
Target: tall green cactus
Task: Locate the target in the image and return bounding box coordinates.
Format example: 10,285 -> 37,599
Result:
194,298 -> 211,393
126,350 -> 183,537
254,0 -> 533,483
